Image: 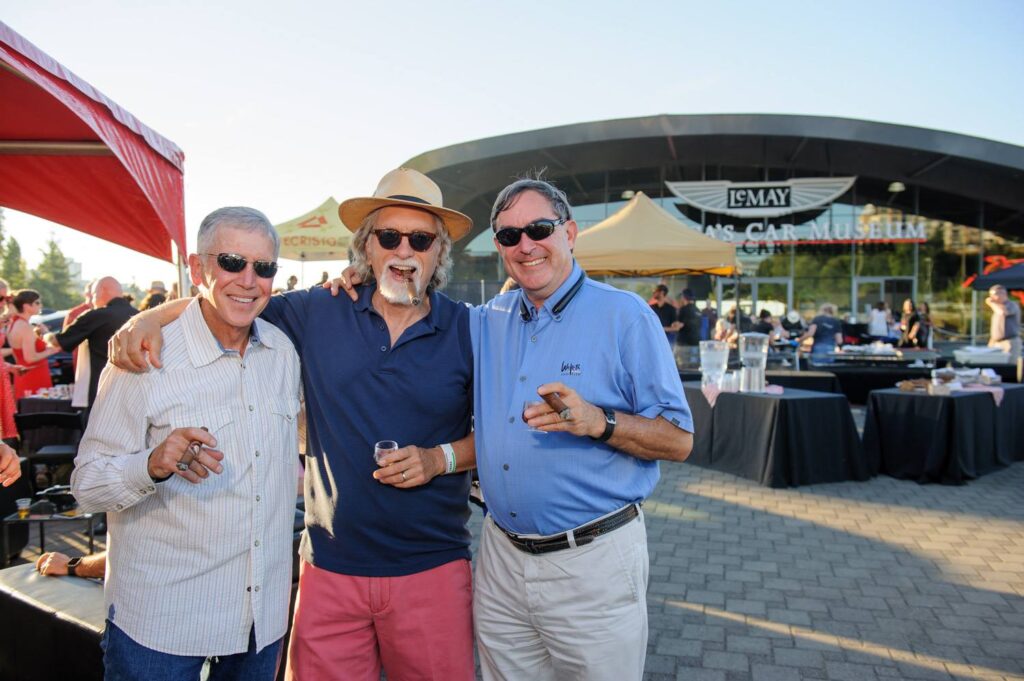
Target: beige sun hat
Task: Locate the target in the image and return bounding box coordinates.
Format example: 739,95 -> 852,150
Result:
338,168 -> 473,241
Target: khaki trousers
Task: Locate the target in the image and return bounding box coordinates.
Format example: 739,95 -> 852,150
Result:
474,512 -> 649,681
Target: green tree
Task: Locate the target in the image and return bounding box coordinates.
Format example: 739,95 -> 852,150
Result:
28,238 -> 76,310
1,237 -> 27,289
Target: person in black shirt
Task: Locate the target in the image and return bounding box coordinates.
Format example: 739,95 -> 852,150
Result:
650,284 -> 680,344
675,288 -> 702,346
44,277 -> 138,407
752,309 -> 774,335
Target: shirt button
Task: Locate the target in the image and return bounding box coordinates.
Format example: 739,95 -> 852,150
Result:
510,511 -> 517,518
531,336 -> 537,342
241,362 -> 246,369
115,504 -> 123,511
249,404 -> 255,411
380,345 -> 387,352
254,586 -> 260,593
519,376 -> 526,382
255,451 -> 261,457
254,540 -> 260,547
255,495 -> 261,502
247,586 -> 251,592
147,486 -> 155,492
508,417 -> 514,423
503,464 -> 509,471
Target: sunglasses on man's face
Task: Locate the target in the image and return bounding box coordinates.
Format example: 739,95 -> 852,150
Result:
201,252 -> 279,279
492,218 -> 566,247
372,229 -> 438,253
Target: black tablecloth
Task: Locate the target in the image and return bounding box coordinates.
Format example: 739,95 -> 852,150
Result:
678,370 -> 842,394
862,387 -> 1022,485
995,384 -> 1024,465
683,383 -> 867,488
825,366 -> 933,404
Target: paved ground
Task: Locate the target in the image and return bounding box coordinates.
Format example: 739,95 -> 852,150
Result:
15,460 -> 1024,680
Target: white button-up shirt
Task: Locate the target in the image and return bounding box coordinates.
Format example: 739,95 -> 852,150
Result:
72,299 -> 301,656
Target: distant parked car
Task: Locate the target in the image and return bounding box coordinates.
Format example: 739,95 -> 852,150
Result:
29,309 -> 74,385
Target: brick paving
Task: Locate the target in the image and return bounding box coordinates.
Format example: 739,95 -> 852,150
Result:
13,460 -> 1024,680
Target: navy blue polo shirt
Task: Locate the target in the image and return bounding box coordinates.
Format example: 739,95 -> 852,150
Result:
261,284 -> 473,577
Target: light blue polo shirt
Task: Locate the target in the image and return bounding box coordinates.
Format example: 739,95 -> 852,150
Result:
470,262 -> 693,536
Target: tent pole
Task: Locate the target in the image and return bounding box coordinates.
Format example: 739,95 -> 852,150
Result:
176,244 -> 189,299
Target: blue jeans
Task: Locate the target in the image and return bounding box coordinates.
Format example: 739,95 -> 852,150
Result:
102,620 -> 282,681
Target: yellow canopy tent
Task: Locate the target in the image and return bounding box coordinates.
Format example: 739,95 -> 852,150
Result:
574,192 -> 738,276
275,197 -> 351,262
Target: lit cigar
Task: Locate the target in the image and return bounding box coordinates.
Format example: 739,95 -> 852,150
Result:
542,392 -> 572,421
406,277 -> 421,306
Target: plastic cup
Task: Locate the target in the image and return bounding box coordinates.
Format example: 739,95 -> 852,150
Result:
16,498 -> 31,519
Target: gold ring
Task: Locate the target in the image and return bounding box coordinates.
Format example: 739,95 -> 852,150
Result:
401,470 -> 406,481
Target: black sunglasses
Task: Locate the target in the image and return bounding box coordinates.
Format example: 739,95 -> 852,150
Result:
372,229 -> 438,252
201,252 -> 279,279
493,218 -> 566,247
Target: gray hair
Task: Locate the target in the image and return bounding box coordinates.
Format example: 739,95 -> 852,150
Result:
197,206 -> 280,259
490,176 -> 573,229
349,207 -> 453,293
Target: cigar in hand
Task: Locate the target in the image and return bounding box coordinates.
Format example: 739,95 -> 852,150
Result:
542,392 -> 572,421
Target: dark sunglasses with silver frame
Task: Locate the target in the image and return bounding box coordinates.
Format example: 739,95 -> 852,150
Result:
492,218 -> 566,247
372,229 -> 438,253
200,252 -> 279,279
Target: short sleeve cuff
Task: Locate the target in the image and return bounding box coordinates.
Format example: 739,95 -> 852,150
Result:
639,406 -> 694,434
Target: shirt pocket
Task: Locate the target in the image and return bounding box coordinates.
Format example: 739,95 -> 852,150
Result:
266,397 -> 300,467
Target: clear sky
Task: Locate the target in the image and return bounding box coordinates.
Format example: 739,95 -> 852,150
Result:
4,0 -> 1024,291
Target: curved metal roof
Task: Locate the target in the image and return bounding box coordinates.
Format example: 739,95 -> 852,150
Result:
404,114 -> 1024,250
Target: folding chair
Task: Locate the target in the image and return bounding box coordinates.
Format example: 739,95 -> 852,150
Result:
14,411 -> 86,492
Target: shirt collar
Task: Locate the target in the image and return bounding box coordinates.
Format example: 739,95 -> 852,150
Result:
353,283 -> 450,332
181,298 -> 271,368
518,261 -> 586,323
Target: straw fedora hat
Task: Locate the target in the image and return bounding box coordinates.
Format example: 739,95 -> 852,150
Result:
338,168 -> 473,241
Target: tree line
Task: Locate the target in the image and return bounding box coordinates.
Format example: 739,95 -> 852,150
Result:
0,219 -> 78,311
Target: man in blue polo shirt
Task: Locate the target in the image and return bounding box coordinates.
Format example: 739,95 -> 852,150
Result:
110,169 -> 478,681
472,178 -> 694,681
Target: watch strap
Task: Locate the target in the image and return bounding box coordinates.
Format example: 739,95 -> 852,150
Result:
66,556 -> 82,577
593,407 -> 616,442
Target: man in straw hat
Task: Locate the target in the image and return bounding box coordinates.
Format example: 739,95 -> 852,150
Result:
109,168 -> 477,680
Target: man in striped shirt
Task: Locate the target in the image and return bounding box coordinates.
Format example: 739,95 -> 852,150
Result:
72,207 -> 301,681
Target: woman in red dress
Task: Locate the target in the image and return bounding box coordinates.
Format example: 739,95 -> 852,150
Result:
8,290 -> 60,400
0,280 -> 20,440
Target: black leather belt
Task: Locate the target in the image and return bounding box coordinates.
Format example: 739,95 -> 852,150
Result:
497,504 -> 640,555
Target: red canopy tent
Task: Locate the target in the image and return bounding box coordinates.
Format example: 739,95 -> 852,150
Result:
0,20 -> 185,263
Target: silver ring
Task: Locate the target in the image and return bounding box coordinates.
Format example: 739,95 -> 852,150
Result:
561,407 -> 573,421
176,461 -> 189,472
401,470 -> 407,481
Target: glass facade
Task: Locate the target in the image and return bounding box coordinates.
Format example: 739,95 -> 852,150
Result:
452,177 -> 1024,340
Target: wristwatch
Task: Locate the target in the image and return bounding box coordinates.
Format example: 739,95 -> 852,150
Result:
66,556 -> 82,577
591,407 -> 616,442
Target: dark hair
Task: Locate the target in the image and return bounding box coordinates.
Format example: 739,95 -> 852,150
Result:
759,309 -> 772,320
140,292 -> 167,311
12,289 -> 40,313
655,284 -> 669,294
875,301 -> 886,310
681,288 -> 695,301
490,175 -> 573,229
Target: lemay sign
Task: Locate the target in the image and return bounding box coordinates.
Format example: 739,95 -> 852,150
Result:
664,177 -> 926,244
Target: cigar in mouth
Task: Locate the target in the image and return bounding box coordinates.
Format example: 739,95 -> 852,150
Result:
406,277 -> 421,306
541,392 -> 572,420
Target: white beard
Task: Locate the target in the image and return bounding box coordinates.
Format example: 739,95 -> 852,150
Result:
377,258 -> 423,305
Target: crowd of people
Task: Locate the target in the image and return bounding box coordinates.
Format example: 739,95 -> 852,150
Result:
3,169 -> 1020,681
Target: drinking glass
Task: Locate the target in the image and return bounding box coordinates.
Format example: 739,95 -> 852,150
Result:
374,440 -> 398,465
739,333 -> 770,393
522,401 -> 547,434
699,340 -> 729,388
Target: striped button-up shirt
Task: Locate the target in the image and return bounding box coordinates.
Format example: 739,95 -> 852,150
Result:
71,299 -> 301,656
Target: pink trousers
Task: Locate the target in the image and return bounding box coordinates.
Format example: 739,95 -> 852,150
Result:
285,559 -> 474,681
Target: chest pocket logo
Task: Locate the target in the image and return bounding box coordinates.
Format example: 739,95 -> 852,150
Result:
560,362 -> 582,377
